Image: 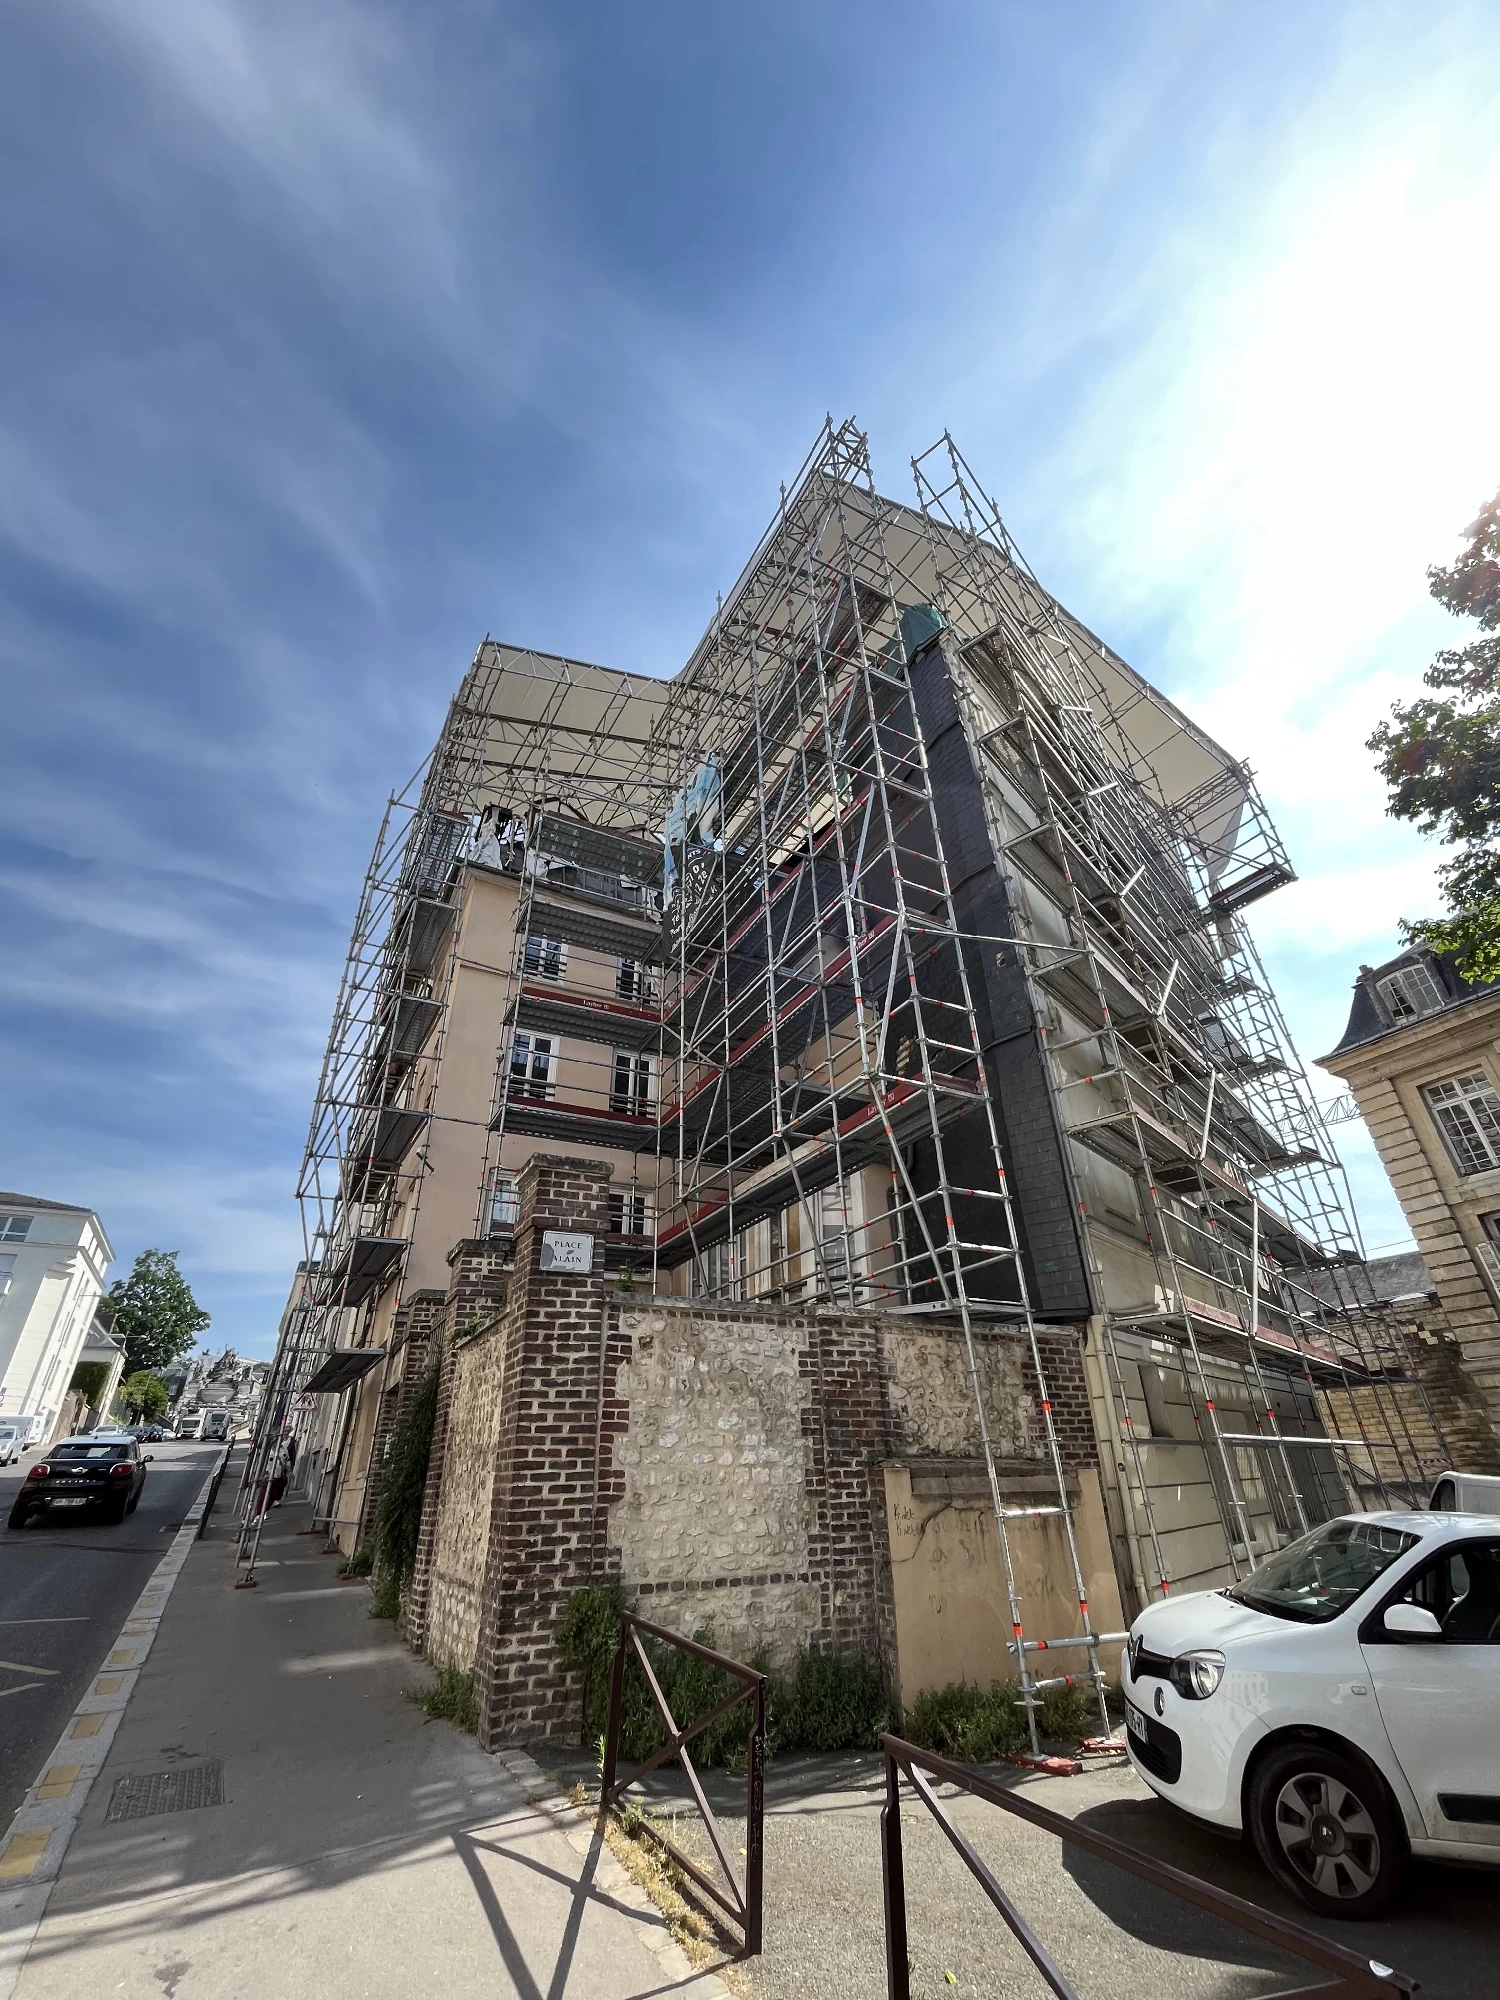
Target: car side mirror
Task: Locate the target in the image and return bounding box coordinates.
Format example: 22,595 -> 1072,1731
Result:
1382,1601 -> 1442,1639
144,1454 -> 154,1463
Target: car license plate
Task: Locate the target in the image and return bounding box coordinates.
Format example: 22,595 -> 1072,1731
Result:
51,1497 -> 88,1507
1125,1700 -> 1149,1744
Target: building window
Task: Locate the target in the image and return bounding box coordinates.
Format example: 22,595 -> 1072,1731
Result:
1379,961 -> 1446,1024
617,958 -> 660,1004
523,935 -> 566,981
508,1032 -> 555,1100
1424,1071 -> 1500,1176
0,1214 -> 32,1242
608,1188 -> 653,1236
610,1051 -> 654,1115
489,1172 -> 520,1231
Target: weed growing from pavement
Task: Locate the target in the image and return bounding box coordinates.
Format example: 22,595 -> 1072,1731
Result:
340,1547 -> 374,1578
409,1665 -> 478,1733
903,1675 -> 1124,1761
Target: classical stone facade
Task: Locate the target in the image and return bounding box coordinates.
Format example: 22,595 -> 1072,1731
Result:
1321,949 -> 1500,1462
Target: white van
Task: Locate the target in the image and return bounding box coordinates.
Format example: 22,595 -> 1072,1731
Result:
175,1410 -> 204,1440
201,1409 -> 233,1443
1430,1470 -> 1500,1515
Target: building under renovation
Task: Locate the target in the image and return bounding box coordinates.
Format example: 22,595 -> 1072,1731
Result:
260,421 -> 1460,1747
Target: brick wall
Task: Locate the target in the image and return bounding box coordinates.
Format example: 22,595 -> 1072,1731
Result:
405,1154 -> 1105,1744
403,1248 -> 509,1655
356,1288 -> 445,1555
471,1156 -> 614,1746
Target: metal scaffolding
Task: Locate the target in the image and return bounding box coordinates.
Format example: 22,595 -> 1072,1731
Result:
264,417 -> 1450,1742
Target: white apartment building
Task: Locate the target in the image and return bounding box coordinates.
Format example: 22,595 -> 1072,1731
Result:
0,1193 -> 114,1445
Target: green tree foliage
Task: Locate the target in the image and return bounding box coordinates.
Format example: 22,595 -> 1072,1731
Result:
1369,490 -> 1500,979
67,1361 -> 111,1408
105,1250 -> 210,1377
120,1371 -> 170,1422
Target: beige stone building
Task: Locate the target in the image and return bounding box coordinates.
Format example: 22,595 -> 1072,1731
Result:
260,423 -> 1454,1746
1320,945 -> 1500,1469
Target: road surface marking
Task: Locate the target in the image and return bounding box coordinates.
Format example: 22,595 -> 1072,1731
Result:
0,1834 -> 49,1881
0,1619 -> 90,1626
0,1456 -> 222,2000
0,1661 -> 58,1677
0,1685 -> 46,1701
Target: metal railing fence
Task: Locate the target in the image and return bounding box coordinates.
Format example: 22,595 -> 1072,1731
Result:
600,1614 -> 766,1956
879,1735 -> 1415,2000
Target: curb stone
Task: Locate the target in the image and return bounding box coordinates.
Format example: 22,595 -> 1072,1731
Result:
494,1747 -> 734,1999
0,1464 -> 220,2000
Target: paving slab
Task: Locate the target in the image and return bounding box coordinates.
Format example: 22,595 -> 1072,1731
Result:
11,1503 -> 730,1999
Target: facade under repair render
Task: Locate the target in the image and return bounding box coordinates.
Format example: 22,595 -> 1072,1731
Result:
257,421 -> 1485,1747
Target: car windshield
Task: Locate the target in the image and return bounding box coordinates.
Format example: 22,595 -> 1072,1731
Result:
1225,1519 -> 1421,1624
51,1444 -> 131,1461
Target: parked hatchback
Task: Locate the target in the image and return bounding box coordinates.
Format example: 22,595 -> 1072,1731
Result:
7,1435 -> 150,1528
1122,1512 -> 1500,1917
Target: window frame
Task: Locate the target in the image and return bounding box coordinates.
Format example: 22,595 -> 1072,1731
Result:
1378,960 -> 1446,1024
0,1214 -> 33,1242
609,1050 -> 655,1116
1423,1070 -> 1500,1177
507,1031 -> 556,1101
522,935 -> 567,982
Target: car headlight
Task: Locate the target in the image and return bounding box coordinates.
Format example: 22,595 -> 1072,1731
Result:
1170,1649 -> 1226,1700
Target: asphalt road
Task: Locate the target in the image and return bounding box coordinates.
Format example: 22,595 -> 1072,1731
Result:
547,1747 -> 1500,2000
0,1438 -> 222,1834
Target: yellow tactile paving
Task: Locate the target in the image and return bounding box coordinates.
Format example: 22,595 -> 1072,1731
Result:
94,1675 -> 124,1695
69,1713 -> 105,1740
106,1648 -> 136,1667
36,1764 -> 82,1801
0,1830 -> 51,1879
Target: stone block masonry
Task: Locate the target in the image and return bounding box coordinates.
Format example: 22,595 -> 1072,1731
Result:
410,1154 -> 1106,1744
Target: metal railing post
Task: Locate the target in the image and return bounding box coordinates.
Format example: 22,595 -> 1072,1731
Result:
744,1675 -> 766,1957
881,1741 -> 910,2000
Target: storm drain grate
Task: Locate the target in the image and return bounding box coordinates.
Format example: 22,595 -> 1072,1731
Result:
105,1761 -> 224,1822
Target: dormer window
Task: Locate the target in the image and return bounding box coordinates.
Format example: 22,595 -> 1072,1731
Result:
1377,961 -> 1445,1024
0,1214 -> 32,1241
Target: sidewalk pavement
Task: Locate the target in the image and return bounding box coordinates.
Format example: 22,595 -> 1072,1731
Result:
8,1496 -> 733,2000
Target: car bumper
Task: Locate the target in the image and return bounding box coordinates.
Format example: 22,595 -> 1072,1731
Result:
1121,1668 -> 1264,1829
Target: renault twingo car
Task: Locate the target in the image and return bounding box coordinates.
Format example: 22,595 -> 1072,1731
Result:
1121,1512 -> 1500,1917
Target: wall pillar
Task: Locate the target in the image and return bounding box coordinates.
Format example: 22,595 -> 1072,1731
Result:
471,1155 -> 613,1746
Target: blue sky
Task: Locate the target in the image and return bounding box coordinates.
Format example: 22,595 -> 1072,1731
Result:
3,2 -> 1498,1356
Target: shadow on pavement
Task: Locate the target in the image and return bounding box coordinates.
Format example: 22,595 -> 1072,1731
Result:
1062,1793 -> 1500,2000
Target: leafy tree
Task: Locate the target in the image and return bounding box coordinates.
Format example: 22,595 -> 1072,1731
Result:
120,1371 -> 170,1422
1369,490 -> 1500,980
106,1250 -> 210,1377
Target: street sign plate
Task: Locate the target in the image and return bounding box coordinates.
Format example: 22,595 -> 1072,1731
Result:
540,1231 -> 594,1274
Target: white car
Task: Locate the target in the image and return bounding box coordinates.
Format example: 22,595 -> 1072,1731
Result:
0,1425 -> 20,1466
1121,1511 -> 1500,1918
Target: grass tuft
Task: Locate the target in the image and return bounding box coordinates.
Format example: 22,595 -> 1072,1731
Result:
409,1665 -> 478,1733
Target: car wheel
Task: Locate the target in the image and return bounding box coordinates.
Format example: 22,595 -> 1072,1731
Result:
7,1504 -> 32,1530
1248,1741 -> 1403,1919
102,1496 -> 129,1525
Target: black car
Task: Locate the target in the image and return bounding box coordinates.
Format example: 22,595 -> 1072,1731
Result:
7,1435 -> 151,1527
